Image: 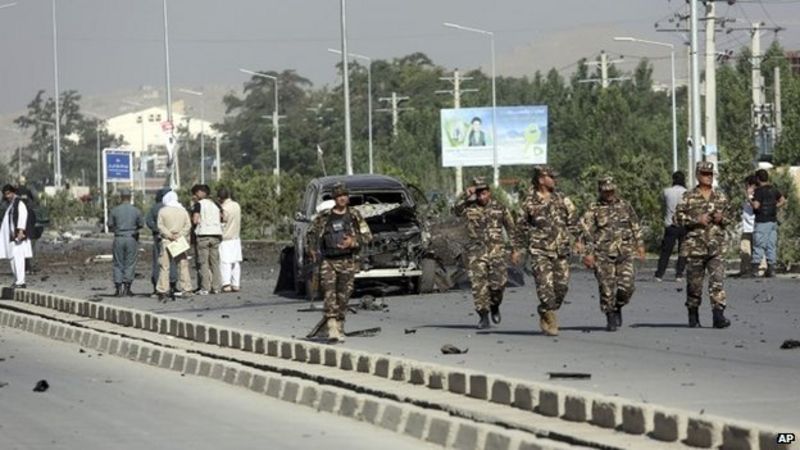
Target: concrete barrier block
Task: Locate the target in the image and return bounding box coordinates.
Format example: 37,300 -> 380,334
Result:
159,318 -> 168,334
448,372 -> 467,395
98,336 -> 109,352
194,324 -> 205,343
469,375 -> 488,400
159,352 -> 173,369
281,381 -> 299,403
404,411 -> 428,439
298,386 -> 319,407
294,343 -> 308,363
324,348 -> 338,367
175,322 -> 185,339
339,352 -> 354,371
185,357 -> 201,375
143,314 -> 151,330
428,370 -> 445,390
266,378 -> 282,398
722,423 -> 757,450
219,329 -> 230,347
169,319 -> 179,336
108,338 -> 119,355
426,417 -> 451,446
536,389 -> 560,417
490,380 -> 512,405
254,337 -> 265,354
362,400 -> 381,424
591,399 -> 620,429
210,363 -> 225,380
685,417 -> 722,448
338,395 -> 361,418
652,409 -> 686,442
172,355 -> 186,373
409,366 -> 426,385
127,343 -> 140,360
356,355 -> 371,373
250,375 -> 266,393
379,404 -> 404,432
80,332 -> 91,347
374,358 -> 390,378
207,327 -> 218,345
197,361 -> 212,377
235,371 -> 252,388
318,390 -> 339,413
453,423 -> 481,450
485,432 -> 512,450
243,334 -> 254,352
280,342 -> 293,360
148,349 -> 161,366
391,363 -> 406,382
223,367 -> 237,385
622,403 -> 652,435
134,312 -> 142,328
308,346 -> 322,364
563,394 -> 590,423
231,331 -> 241,349
267,339 -> 279,357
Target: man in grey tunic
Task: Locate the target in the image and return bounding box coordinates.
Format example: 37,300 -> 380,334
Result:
109,189 -> 143,296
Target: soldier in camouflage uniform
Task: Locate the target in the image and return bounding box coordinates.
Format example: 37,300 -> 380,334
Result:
306,182 -> 373,342
580,177 -> 645,332
675,161 -> 732,329
515,166 -> 579,336
454,177 -> 518,329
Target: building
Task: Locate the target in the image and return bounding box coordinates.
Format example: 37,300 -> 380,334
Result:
787,51 -> 800,76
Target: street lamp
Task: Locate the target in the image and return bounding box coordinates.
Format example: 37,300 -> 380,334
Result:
51,0 -> 62,188
614,36 -> 678,173
239,68 -> 281,196
328,48 -> 373,174
179,88 -> 206,184
444,22 -> 499,187
83,111 -> 106,191
339,0 -> 353,175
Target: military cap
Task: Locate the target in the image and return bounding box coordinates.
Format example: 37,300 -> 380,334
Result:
696,161 -> 715,174
471,176 -> 489,191
331,182 -> 348,198
598,176 -> 616,192
532,165 -> 558,181
119,188 -> 132,197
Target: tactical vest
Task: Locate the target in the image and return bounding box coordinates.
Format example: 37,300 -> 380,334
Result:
322,211 -> 354,258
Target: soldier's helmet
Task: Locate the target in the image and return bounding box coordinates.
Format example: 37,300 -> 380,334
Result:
331,182 -> 349,198
597,176 -> 616,192
471,176 -> 489,191
696,161 -> 714,174
531,165 -> 558,183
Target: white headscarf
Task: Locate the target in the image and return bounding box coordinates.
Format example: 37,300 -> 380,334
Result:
162,191 -> 182,209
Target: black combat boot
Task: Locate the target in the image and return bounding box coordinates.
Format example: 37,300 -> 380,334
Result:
606,312 -> 618,332
750,263 -> 761,278
477,311 -> 490,330
712,308 -> 731,329
489,290 -> 503,324
123,283 -> 133,297
114,283 -> 123,297
615,308 -> 623,327
765,264 -> 776,278
688,307 -> 700,328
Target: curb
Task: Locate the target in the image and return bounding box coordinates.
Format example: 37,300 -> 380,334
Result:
8,289 -> 798,450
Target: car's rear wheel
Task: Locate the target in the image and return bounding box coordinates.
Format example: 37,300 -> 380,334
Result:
417,258 -> 439,293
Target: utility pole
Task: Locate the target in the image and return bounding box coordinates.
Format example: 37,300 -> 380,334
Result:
580,51 -> 628,87
339,0 -> 353,175
377,92 -> 411,137
215,134 -> 221,181
437,69 -> 478,194
689,0 -> 702,183
774,66 -> 782,140
687,43 -> 695,187
704,0 -> 718,177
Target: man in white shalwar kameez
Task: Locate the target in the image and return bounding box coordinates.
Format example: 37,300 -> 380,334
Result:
1,185 -> 33,287
217,188 -> 242,292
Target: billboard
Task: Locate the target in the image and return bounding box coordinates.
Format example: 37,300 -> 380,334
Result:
440,106 -> 548,167
104,149 -> 133,182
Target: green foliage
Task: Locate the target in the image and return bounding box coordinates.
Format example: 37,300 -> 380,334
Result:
38,190 -> 101,230
772,169 -> 800,268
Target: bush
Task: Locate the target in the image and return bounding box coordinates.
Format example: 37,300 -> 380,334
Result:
772,168 -> 800,269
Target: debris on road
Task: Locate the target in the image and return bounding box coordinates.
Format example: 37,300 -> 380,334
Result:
33,380 -> 50,392
548,372 -> 591,380
345,327 -> 382,338
780,339 -> 800,349
0,381 -> 8,388
359,295 -> 388,311
441,344 -> 468,355
404,328 -> 417,334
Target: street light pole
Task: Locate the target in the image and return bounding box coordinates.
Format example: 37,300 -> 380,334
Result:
162,0 -> 178,188
340,0 -> 353,175
328,48 -> 373,173
614,37 -> 678,173
239,69 -> 281,196
444,22 -> 499,187
689,0 -> 702,176
51,0 -> 62,188
179,88 -> 206,184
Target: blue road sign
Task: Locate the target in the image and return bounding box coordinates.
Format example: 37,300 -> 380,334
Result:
105,150 -> 132,182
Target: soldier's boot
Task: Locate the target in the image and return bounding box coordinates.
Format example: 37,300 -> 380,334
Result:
688,307 -> 701,328
477,310 -> 490,330
336,319 -> 346,339
114,283 -> 123,297
765,264 -> 776,278
326,318 -> 344,343
750,263 -> 761,278
539,310 -> 559,336
489,290 -> 503,324
123,283 -> 133,297
712,308 -> 731,329
605,312 -> 618,332
615,308 -> 623,327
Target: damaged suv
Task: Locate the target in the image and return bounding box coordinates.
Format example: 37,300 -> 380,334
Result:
289,175 -> 438,297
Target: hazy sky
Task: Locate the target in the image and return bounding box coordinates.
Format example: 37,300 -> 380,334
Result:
1,0 -> 798,115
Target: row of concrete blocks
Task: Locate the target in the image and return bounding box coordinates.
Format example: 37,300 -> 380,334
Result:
0,308 -> 575,450
11,290 -> 792,450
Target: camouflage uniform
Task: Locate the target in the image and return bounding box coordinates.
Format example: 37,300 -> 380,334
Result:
515,173 -> 579,315
675,163 -> 732,312
453,179 -> 516,313
580,178 -> 643,314
306,189 -> 372,322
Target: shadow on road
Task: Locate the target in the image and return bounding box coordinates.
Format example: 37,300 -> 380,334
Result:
630,323 -> 689,329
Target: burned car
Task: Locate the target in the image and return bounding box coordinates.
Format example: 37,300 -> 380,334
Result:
287,175 -> 439,297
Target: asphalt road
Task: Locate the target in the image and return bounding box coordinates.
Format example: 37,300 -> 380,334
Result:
0,327 -> 432,450
10,238 -> 800,430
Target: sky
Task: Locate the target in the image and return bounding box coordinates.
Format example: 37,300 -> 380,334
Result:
1,0 -> 798,117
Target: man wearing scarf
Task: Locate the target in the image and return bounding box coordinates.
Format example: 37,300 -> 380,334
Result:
156,191 -> 193,300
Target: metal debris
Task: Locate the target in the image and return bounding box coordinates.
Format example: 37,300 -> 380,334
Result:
33,379 -> 49,392
780,339 -> 800,350
441,344 -> 468,355
548,372 -> 591,380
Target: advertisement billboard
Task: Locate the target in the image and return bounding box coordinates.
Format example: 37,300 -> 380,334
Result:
440,106 -> 548,167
